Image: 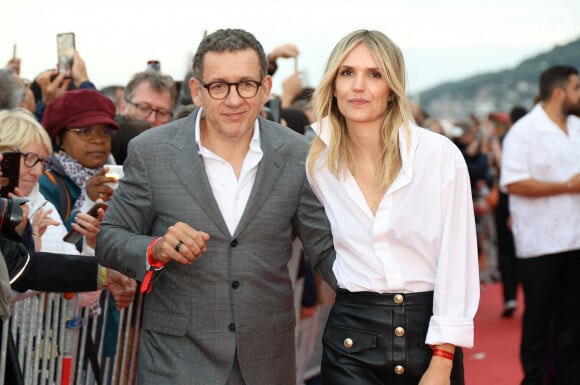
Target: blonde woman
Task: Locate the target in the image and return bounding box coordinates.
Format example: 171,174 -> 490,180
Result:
0,109 -> 102,255
0,109 -> 122,308
307,30 -> 479,385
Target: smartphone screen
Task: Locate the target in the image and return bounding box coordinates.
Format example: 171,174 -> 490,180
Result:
57,32 -> 75,78
63,200 -> 107,244
0,151 -> 21,198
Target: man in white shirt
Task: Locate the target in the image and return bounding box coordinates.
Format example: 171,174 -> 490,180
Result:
96,29 -> 335,385
500,65 -> 580,385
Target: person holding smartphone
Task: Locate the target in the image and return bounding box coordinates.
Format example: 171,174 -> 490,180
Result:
38,89 -> 119,243
31,50 -> 96,122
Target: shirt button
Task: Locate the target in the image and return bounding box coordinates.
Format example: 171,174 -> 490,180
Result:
231,280 -> 240,289
230,239 -> 238,247
228,323 -> 236,332
394,365 -> 405,375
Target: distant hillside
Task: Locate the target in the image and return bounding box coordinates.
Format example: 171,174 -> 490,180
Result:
416,37 -> 580,119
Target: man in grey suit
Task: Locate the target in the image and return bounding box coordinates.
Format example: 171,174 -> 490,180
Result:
96,29 -> 336,385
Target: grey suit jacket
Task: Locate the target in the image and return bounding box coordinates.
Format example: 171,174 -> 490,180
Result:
96,109 -> 336,385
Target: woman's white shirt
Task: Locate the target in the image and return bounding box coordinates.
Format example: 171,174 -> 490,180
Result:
27,184 -> 101,307
307,119 -> 480,347
27,184 -> 80,255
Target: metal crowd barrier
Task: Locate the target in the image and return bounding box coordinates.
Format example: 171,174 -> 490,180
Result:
0,290 -> 144,385
1,274 -> 330,385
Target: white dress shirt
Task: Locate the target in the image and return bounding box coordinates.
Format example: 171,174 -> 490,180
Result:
500,104 -> 580,258
195,108 -> 263,235
307,119 -> 479,347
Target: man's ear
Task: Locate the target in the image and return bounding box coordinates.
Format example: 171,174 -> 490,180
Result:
190,77 -> 202,106
260,75 -> 273,105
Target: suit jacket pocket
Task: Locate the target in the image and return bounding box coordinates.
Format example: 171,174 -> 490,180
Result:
142,310 -> 188,336
322,325 -> 377,354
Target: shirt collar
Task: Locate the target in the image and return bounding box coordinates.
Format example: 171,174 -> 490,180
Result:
311,116 -> 418,178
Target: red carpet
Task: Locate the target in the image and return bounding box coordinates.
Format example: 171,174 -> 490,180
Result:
464,282 -> 524,385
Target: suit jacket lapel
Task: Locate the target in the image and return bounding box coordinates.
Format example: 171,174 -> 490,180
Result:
169,110 -> 230,236
233,118 -> 286,238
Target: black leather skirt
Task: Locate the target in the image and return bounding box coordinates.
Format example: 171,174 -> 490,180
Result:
321,289 -> 464,385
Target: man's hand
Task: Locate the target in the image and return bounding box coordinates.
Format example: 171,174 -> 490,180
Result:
106,269 -> 137,310
153,222 -> 210,265
268,44 -> 299,61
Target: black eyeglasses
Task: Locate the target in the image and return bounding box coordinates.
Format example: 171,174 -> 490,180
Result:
66,127 -> 116,141
200,80 -> 262,100
124,99 -> 172,122
21,152 -> 51,169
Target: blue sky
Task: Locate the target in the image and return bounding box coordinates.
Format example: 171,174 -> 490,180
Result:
2,0 -> 579,96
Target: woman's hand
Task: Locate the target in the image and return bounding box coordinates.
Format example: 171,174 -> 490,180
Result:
72,206 -> 106,249
85,169 -> 116,202
31,206 -> 59,251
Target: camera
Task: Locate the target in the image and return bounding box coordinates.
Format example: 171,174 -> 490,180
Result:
0,196 -> 27,236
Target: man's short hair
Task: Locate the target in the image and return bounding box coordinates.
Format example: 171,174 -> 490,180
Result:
124,71 -> 176,107
191,29 -> 268,81
539,65 -> 579,102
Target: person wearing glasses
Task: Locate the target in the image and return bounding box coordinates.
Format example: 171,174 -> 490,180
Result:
0,109 -> 74,253
96,28 -> 336,385
0,109 -> 136,302
38,89 -> 119,246
119,71 -> 176,127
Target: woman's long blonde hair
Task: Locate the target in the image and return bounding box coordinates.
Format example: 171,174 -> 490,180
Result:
307,30 -> 412,190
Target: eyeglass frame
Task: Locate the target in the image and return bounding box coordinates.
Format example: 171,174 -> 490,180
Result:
199,79 -> 263,100
124,98 -> 172,121
66,127 -> 117,141
20,151 -> 52,169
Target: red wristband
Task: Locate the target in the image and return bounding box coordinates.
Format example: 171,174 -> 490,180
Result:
141,237 -> 164,294
147,237 -> 164,268
429,345 -> 454,361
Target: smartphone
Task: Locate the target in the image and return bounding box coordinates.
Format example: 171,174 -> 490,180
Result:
147,60 -> 161,72
63,200 -> 107,244
57,32 -> 75,78
0,151 -> 21,198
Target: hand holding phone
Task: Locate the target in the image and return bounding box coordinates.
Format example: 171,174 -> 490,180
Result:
63,199 -> 107,244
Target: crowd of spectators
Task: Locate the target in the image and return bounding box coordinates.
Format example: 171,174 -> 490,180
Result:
1,36 -> 578,385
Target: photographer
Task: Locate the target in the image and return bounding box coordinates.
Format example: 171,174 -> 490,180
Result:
0,152 -> 135,309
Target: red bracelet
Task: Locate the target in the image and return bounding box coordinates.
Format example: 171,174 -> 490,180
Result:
141,237 -> 164,294
429,345 -> 454,361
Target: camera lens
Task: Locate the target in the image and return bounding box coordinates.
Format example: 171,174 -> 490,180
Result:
0,196 -> 27,235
